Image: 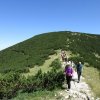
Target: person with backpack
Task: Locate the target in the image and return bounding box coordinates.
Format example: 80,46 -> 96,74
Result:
61,50 -> 68,62
76,62 -> 83,83
64,64 -> 73,91
61,50 -> 65,62
64,53 -> 68,62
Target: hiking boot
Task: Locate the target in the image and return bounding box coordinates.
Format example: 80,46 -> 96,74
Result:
67,89 -> 70,91
77,80 -> 80,83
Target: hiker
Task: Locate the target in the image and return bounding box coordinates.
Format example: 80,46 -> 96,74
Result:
76,62 -> 83,83
64,64 -> 73,90
61,50 -> 68,62
61,50 -> 65,62
64,53 -> 68,62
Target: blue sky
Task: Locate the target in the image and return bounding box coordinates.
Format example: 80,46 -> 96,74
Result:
0,0 -> 100,50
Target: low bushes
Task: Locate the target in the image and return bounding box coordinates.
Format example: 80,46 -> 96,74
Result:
50,59 -> 61,70
0,69 -> 64,99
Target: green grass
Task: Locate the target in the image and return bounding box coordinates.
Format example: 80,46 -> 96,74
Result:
23,50 -> 72,77
22,52 -> 60,77
83,66 -> 100,97
12,90 -> 59,100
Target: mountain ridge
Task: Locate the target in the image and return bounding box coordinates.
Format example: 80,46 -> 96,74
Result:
0,31 -> 100,99
0,31 -> 100,73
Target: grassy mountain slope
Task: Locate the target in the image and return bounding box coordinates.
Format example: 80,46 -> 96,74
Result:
0,31 -> 100,73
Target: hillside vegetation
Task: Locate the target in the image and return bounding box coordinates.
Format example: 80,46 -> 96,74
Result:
0,31 -> 100,99
0,31 -> 100,73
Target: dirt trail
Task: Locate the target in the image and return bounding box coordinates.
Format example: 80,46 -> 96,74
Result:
57,61 -> 100,100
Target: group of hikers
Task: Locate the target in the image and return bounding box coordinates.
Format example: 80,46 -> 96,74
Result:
61,50 -> 83,91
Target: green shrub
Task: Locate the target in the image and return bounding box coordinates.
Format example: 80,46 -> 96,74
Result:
69,56 -> 84,65
0,31 -> 100,73
0,69 -> 65,99
50,59 -> 61,70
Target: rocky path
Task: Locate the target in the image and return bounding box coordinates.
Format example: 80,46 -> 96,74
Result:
58,76 -> 94,100
57,62 -> 100,100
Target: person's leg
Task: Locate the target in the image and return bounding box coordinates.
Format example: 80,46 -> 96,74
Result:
69,76 -> 72,89
62,57 -> 64,62
66,76 -> 69,89
77,71 -> 80,82
79,72 -> 82,81
64,58 -> 67,62
66,76 -> 72,89
77,71 -> 81,82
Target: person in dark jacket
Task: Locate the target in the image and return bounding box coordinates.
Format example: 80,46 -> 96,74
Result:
76,62 -> 83,83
